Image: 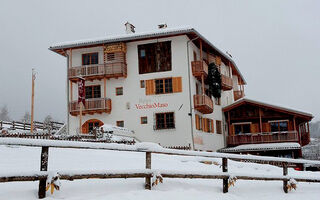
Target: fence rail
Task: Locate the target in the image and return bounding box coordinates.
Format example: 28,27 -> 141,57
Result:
0,120 -> 63,131
0,138 -> 319,199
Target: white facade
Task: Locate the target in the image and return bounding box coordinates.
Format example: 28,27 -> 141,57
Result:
52,28 -> 245,151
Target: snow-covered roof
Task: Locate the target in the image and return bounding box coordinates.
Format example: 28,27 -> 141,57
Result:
223,98 -> 313,120
49,26 -> 246,84
219,142 -> 301,153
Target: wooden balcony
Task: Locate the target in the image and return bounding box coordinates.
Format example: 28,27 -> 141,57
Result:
227,131 -> 299,146
191,61 -> 208,80
234,90 -> 244,101
194,94 -> 213,114
221,74 -> 233,91
68,63 -> 127,82
69,98 -> 112,116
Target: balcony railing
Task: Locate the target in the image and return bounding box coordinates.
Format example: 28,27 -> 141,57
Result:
234,90 -> 244,101
69,98 -> 112,116
221,74 -> 233,90
68,63 -> 127,81
191,61 -> 208,80
227,131 -> 299,146
194,94 -> 213,114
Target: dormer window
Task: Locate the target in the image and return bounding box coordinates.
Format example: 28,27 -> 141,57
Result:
82,52 -> 98,65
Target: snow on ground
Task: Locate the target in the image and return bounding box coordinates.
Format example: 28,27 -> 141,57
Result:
0,145 -> 319,200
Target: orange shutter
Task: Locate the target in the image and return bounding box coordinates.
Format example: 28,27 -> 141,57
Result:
211,119 -> 214,133
250,123 -> 259,134
202,118 -> 205,132
216,56 -> 222,66
262,123 -> 270,132
195,114 -> 199,130
172,77 -> 182,93
145,79 -> 155,95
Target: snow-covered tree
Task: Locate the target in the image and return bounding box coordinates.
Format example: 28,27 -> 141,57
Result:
21,111 -> 31,123
43,115 -> 53,129
0,105 -> 10,121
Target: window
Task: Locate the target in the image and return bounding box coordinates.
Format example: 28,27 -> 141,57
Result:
270,121 -> 288,132
82,52 -> 98,65
155,112 -> 175,129
234,123 -> 251,134
216,120 -> 222,134
88,122 -> 100,133
193,51 -> 197,61
141,116 -> 147,124
155,78 -> 172,94
116,87 -> 123,96
85,85 -> 101,99
116,121 -> 124,127
140,80 -> 145,88
138,41 -> 172,74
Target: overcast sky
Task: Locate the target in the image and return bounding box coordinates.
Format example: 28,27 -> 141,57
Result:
0,0 -> 319,122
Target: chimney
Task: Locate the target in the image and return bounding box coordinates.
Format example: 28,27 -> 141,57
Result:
125,22 -> 135,34
158,23 -> 167,29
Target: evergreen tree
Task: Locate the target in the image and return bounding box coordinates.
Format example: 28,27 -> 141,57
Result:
21,111 -> 31,123
206,63 -> 221,98
0,105 -> 10,121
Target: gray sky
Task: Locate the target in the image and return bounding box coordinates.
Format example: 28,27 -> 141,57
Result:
0,0 -> 319,122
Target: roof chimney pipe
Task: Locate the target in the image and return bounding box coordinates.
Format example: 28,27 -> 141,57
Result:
125,22 -> 135,34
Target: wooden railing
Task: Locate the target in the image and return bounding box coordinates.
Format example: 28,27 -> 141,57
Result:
227,131 -> 299,146
69,98 -> 112,116
221,74 -> 233,90
194,94 -> 214,114
191,61 -> 208,79
0,120 -> 64,131
233,90 -> 244,101
68,63 -> 127,81
1,138 -> 320,198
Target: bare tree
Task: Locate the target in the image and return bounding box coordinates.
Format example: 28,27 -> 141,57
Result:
0,105 -> 10,121
43,115 -> 53,129
21,111 -> 31,123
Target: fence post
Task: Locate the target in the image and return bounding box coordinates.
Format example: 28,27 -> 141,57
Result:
38,146 -> 49,199
145,152 -> 152,190
222,157 -> 228,193
282,162 -> 288,193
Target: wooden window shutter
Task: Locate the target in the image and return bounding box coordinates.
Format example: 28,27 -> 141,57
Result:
250,123 -> 259,134
145,79 -> 155,95
262,123 -> 270,132
202,118 -> 205,132
195,114 -> 199,130
211,119 -> 214,133
172,77 -> 182,93
216,56 -> 222,66
231,124 -> 234,135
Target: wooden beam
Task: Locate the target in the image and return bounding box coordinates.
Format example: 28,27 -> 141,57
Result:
222,158 -> 228,193
70,81 -> 73,101
38,147 -> 49,199
199,40 -> 205,95
104,78 -> 106,98
145,152 -> 152,190
30,69 -> 35,134
282,162 -> 288,193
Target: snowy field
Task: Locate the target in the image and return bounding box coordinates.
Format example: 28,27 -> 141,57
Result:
0,145 -> 320,200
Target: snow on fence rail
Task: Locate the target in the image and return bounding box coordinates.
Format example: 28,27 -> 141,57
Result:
0,138 -> 320,199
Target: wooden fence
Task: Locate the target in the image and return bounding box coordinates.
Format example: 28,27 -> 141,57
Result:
0,138 -> 319,199
0,120 -> 64,131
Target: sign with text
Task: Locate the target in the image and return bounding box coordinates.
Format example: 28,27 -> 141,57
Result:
135,102 -> 168,110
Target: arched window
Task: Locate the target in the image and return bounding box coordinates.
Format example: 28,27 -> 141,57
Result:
81,119 -> 104,134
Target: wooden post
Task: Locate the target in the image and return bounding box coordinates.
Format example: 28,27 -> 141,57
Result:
145,152 -> 152,190
104,78 -> 107,98
31,69 -> 35,134
259,108 -> 263,133
199,40 -> 205,95
222,158 -> 228,193
79,102 -> 83,134
282,162 -> 288,193
38,146 -> 49,199
70,81 -> 73,101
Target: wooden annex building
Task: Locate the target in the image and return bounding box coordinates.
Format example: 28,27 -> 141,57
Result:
220,99 -> 313,158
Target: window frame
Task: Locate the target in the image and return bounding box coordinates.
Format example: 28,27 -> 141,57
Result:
140,80 -> 145,88
216,120 -> 222,134
155,112 -> 175,130
155,78 -> 173,94
141,116 -> 148,124
82,52 -> 99,65
233,122 -> 252,135
116,120 -> 124,127
115,87 -> 123,96
268,120 -> 289,132
85,85 -> 101,99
